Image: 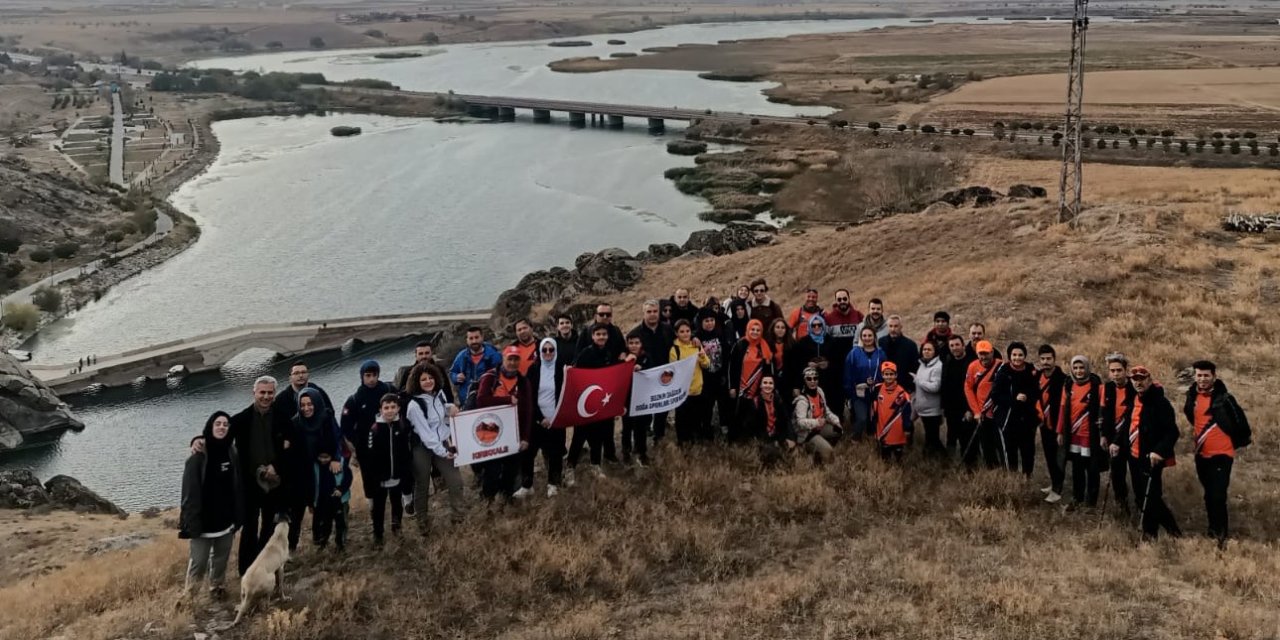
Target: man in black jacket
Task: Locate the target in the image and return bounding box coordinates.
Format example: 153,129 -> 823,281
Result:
941,335 -> 975,459
553,313 -> 579,366
1035,345 -> 1067,502
879,315 -> 919,393
1101,353 -> 1137,515
273,361 -> 334,418
1183,360 -> 1251,543
632,300 -> 674,444
229,376 -> 292,574
1112,366 -> 1181,540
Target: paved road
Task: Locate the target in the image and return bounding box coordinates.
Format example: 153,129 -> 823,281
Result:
109,92 -> 125,186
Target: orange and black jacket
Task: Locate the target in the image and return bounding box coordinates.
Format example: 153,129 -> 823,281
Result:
990,361 -> 1038,429
1056,373 -> 1103,451
1102,379 -> 1136,449
1182,379 -> 1251,454
964,358 -> 1002,419
1130,384 -> 1179,463
1036,366 -> 1067,431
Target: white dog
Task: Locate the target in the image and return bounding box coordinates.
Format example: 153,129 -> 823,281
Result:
231,520 -> 290,627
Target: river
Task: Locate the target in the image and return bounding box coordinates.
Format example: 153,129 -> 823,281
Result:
4,16 -> 1055,508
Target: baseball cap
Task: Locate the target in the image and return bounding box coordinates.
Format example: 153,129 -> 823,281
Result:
880,361 -> 898,373
1129,365 -> 1151,379
503,346 -> 521,358
975,340 -> 994,354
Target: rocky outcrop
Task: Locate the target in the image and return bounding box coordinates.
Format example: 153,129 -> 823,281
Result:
932,184 -> 1046,209
490,224 -> 775,331
1222,213 -> 1280,233
667,140 -> 709,156
0,470 -> 125,516
1007,184 -> 1048,199
0,353 -> 84,453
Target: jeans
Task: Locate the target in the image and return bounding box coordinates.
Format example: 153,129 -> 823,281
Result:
366,482 -> 404,540
413,445 -> 463,525
522,424 -> 566,488
621,414 -> 651,459
1195,455 -> 1233,540
238,485 -> 279,575
186,530 -> 235,592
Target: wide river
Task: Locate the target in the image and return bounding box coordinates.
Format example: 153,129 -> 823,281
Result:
6,16 -> 1052,508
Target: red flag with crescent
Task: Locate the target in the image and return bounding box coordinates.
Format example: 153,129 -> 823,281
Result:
551,362 -> 634,428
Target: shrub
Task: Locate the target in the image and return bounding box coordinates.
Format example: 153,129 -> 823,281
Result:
896,124 -> 907,132
1096,138 -> 1107,149
921,125 -> 937,134
309,36 -> 326,49
1230,141 -> 1241,154
750,118 -> 760,125
2,302 -> 39,331
0,235 -> 20,254
1244,131 -> 1257,139
28,248 -> 51,263
364,29 -> 385,38
266,40 -> 284,49
867,122 -> 881,131
950,128 -> 960,135
963,129 -> 974,136
4,262 -> 23,278
32,287 -> 62,313
1160,129 -> 1175,138
52,242 -> 79,259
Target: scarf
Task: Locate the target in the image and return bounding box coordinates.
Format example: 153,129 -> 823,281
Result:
740,319 -> 773,398
808,314 -> 827,345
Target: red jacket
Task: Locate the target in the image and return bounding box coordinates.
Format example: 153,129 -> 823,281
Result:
476,368 -> 533,443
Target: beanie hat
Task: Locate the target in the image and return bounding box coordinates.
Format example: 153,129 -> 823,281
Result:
360,360 -> 380,375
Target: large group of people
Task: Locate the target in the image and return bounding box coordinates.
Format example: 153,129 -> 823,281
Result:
177,282 -> 1252,599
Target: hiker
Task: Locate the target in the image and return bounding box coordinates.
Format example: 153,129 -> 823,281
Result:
620,332 -> 653,464
1183,360 -> 1251,543
670,319 -> 712,446
694,307 -> 733,442
404,362 -> 464,526
922,310 -> 955,359
274,360 -> 334,418
859,298 -> 889,341
522,338 -> 568,493
567,325 -> 627,482
941,335 -> 975,459
340,361 -> 406,512
767,317 -> 794,392
879,315 -> 919,393
394,341 -> 449,399
553,313 -> 579,366
728,319 -> 775,441
311,430 -> 351,552
633,300 -> 674,445
225,376 -> 291,574
508,318 -> 539,377
1101,352 -> 1136,515
355,394 -> 412,544
576,303 -> 627,362
727,298 -> 750,343
1115,366 -> 1181,540
786,288 -> 823,339
793,366 -> 841,463
669,287 -> 699,326
474,347 -> 533,501
750,374 -> 796,466
285,387 -> 341,551
1036,345 -> 1068,503
747,278 -> 784,326
991,342 -> 1038,476
964,341 -> 1003,469
1056,356 -> 1103,507
843,326 -> 886,440
450,326 -> 503,405
180,411 -> 242,600
870,361 -> 912,461
965,323 -> 1002,360
788,315 -> 841,407
914,341 -> 945,457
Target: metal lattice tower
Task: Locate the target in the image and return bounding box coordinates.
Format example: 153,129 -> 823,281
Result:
1058,0 -> 1090,225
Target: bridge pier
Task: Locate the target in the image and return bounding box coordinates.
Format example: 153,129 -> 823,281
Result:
532,109 -> 552,123
498,107 -> 516,121
607,114 -> 624,129
648,117 -> 665,134
569,111 -> 586,128
466,104 -> 487,118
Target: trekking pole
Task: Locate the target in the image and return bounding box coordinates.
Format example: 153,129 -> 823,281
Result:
961,419 -> 981,463
1137,461 -> 1162,534
1097,465 -> 1112,527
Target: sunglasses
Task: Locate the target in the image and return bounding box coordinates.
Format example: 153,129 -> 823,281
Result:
596,312 -> 612,317
541,348 -> 556,353
835,298 -> 849,302
804,376 -> 819,381
752,288 -> 766,294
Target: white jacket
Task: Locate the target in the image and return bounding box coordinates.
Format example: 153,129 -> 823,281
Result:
793,388 -> 841,440
405,391 -> 456,458
914,357 -> 943,417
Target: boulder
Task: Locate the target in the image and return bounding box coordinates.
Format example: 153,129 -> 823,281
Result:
44,475 -> 127,517
87,532 -> 153,555
646,243 -> 684,263
698,209 -> 754,223
921,201 -> 955,216
760,178 -> 787,193
0,468 -> 50,509
682,224 -> 774,256
0,354 -> 84,453
577,248 -> 644,291
1007,184 -> 1047,199
667,140 -> 708,156
937,185 -> 1002,207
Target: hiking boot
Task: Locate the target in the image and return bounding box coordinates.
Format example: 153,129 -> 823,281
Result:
546,485 -> 559,497
512,487 -> 533,499
1040,485 -> 1053,494
402,493 -> 416,517
1044,491 -> 1063,504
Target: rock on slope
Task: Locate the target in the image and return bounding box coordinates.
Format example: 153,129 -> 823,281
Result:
0,352 -> 83,452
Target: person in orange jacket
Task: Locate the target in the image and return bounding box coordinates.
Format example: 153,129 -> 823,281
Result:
871,361 -> 913,462
1111,365 -> 1181,540
963,341 -> 1003,469
1182,360 -> 1251,544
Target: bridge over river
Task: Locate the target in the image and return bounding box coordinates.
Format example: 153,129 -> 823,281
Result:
26,310 -> 490,394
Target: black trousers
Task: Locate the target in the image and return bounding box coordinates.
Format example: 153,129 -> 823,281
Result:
478,455 -> 519,500
1130,458 -> 1181,539
880,444 -> 905,462
1003,416 -> 1036,476
238,486 -> 279,575
1110,450 -> 1131,509
1067,450 -> 1100,506
313,497 -> 348,549
622,414 -> 650,458
1195,455 -> 1233,540
921,415 -> 945,456
365,482 -> 404,539
703,375 -> 731,442
1041,426 -> 1065,493
675,394 -> 710,445
945,411 -> 973,461
522,424 -> 566,489
568,420 -> 608,467
286,500 -> 308,552
964,418 -> 1002,469
649,410 -> 669,444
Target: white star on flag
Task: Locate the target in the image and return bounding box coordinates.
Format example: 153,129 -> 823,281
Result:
601,393 -> 612,406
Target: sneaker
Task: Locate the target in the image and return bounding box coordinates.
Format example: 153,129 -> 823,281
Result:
546,485 -> 559,497
402,493 -> 416,517
564,468 -> 576,487
1040,485 -> 1053,494
592,465 -> 607,479
512,487 -> 533,499
1044,491 -> 1062,504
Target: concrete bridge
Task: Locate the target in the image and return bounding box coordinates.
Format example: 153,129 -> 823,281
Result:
25,310 -> 490,393
454,93 -> 810,133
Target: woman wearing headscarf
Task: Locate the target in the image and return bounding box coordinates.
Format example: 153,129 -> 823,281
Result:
285,387 -> 341,551
1056,355 -> 1104,507
786,315 -> 838,401
728,319 -> 775,442
180,411 -> 243,601
524,338 -> 567,493
793,366 -> 842,463
695,306 -> 733,442
727,298 -> 750,343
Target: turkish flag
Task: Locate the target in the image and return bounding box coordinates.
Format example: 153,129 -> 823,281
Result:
551,362 -> 634,428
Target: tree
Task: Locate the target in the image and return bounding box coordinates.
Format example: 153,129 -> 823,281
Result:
2,303 -> 39,331
951,128 -> 960,135
310,36 -> 327,49
868,122 -> 881,135
921,124 -> 937,134
1096,138 -> 1107,149
28,248 -> 51,263
1243,131 -> 1257,139
963,129 -> 975,136
0,235 -> 21,254
52,241 -> 79,259
1179,140 -> 1189,153
1160,129 -> 1175,138
31,287 -> 62,313
1128,137 -> 1138,148
897,124 -> 907,132
1230,140 -> 1241,154
104,230 -> 125,245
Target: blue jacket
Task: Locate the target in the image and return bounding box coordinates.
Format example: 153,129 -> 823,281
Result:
844,346 -> 887,399
449,343 -> 503,402
314,454 -> 352,506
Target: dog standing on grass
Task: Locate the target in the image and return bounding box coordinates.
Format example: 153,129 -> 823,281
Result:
231,518 -> 291,627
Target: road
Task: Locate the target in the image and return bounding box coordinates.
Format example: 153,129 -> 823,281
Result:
108,92 -> 125,187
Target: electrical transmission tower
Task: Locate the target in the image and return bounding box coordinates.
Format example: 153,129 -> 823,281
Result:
1058,0 -> 1089,225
